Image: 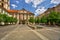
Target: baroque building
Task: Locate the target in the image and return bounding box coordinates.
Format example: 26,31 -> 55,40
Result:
0,0 -> 35,24
0,5 -> 8,14
0,0 -> 10,10
7,9 -> 35,24
0,0 -> 10,15
38,4 -> 60,18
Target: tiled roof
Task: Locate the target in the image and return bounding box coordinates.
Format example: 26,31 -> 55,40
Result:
0,6 -> 34,15
7,10 -> 18,13
7,9 -> 34,15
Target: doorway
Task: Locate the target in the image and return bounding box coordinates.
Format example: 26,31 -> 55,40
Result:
19,20 -> 26,24
22,20 -> 25,24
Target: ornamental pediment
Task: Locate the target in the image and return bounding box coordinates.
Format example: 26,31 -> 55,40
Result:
18,10 -> 27,13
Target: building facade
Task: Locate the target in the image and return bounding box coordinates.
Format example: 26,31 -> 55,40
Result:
0,5 -> 11,17
0,0 -> 12,19
38,4 -> 60,18
7,9 -> 35,24
52,4 -> 60,13
0,5 -> 7,14
0,0 -> 10,10
0,0 -> 35,24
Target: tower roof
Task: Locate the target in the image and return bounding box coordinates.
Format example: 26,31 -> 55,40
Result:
21,8 -> 26,10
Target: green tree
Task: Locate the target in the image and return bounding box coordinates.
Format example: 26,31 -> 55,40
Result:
56,12 -> 60,25
12,18 -> 18,23
35,18 -> 40,24
48,11 -> 58,25
0,13 -> 18,25
0,14 -> 3,22
29,17 -> 35,23
40,16 -> 47,23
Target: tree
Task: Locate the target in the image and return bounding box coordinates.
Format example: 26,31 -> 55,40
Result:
38,11 -> 60,26
40,16 -> 47,23
29,17 -> 35,23
0,14 -> 3,22
45,11 -> 60,25
12,18 -> 18,23
55,12 -> 60,25
35,18 -> 41,24
0,13 -> 18,25
8,17 -> 17,24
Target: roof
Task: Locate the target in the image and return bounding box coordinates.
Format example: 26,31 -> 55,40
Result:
0,5 -> 34,15
7,10 -> 18,13
38,4 -> 60,17
7,9 -> 34,15
20,8 -> 34,15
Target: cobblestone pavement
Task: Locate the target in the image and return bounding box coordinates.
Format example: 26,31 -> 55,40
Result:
0,25 -> 18,39
0,24 -> 42,40
36,27 -> 60,40
0,24 -> 60,40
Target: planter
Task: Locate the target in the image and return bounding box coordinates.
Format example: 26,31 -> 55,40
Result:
0,22 -> 5,26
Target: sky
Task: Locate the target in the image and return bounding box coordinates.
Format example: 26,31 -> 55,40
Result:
10,0 -> 60,16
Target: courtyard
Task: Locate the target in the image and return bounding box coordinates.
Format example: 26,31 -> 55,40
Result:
0,0 -> 60,40
0,24 -> 60,40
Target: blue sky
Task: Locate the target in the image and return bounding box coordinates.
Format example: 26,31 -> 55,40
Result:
10,0 -> 60,16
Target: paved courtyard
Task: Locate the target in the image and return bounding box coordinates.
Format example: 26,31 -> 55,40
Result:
0,24 -> 60,40
0,25 -> 18,39
36,27 -> 60,40
0,24 -> 42,40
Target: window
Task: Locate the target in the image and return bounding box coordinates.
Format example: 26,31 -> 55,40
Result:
0,0 -> 2,1
58,8 -> 60,10
3,10 -> 5,13
0,8 -> 2,12
24,14 -> 26,20
2,0 -> 4,1
0,3 -> 1,5
20,14 -> 23,20
20,11 -> 23,13
28,15 -> 30,19
4,0 -> 7,2
24,11 -> 27,13
4,4 -> 8,9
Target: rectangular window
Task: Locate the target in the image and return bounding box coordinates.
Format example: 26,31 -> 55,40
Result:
0,0 -> 1,1
3,10 -> 5,13
0,8 -> 2,13
0,3 -> 1,5
28,15 -> 30,19
2,0 -> 4,1
2,3 -> 3,7
4,4 -> 8,9
24,14 -> 26,20
4,0 -> 7,2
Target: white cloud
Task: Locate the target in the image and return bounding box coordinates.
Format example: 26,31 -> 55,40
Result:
25,0 -> 32,3
53,4 -> 57,7
35,7 -> 47,16
32,0 -> 44,8
51,0 -> 60,4
25,0 -> 45,8
16,1 -> 19,4
11,4 -> 17,8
